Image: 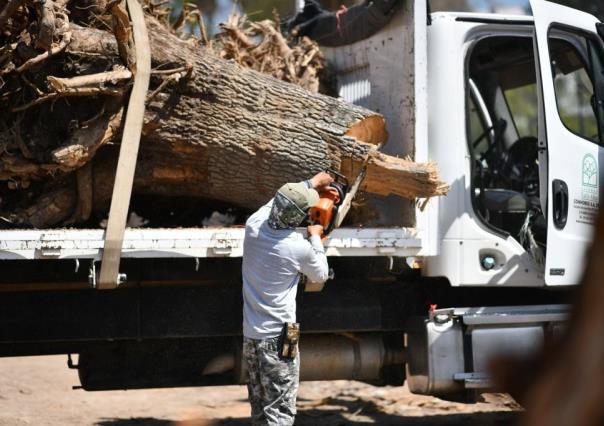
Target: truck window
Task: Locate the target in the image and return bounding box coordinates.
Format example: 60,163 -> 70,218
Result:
548,35 -> 600,143
466,35 -> 544,255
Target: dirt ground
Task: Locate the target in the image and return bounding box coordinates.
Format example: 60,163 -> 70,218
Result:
0,355 -> 522,425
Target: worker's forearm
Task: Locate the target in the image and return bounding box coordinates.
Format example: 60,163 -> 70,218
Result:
308,234 -> 325,253
307,235 -> 329,282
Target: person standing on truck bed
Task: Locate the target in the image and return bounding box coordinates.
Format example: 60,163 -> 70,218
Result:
242,172 -> 333,426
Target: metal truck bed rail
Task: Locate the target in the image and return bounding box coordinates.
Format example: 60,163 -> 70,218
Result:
0,227 -> 422,260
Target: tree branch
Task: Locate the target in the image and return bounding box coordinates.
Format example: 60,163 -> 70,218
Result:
47,69 -> 132,91
16,30 -> 72,73
11,86 -> 123,112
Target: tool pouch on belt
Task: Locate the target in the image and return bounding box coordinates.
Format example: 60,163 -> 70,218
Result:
279,322 -> 300,360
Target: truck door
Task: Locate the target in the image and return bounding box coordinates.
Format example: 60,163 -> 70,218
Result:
531,0 -> 604,285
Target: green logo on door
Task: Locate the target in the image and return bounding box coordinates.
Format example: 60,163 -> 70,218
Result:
582,154 -> 598,188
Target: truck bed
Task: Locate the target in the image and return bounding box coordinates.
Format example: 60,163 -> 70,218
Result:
0,0 -> 434,262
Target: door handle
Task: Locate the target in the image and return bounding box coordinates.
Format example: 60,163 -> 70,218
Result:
552,179 -> 568,230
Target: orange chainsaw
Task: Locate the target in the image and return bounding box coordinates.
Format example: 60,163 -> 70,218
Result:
309,169 -> 349,238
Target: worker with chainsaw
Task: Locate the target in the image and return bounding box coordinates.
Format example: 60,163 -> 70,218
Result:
242,171 -> 334,426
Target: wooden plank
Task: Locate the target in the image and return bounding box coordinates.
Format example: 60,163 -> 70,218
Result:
97,0 -> 151,289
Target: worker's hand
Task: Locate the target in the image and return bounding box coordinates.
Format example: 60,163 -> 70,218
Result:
323,186 -> 342,203
307,224 -> 324,238
310,172 -> 334,191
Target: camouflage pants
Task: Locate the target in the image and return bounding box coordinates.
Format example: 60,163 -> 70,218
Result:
243,336 -> 300,426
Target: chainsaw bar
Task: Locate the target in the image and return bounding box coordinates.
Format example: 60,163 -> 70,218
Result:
334,167 -> 366,228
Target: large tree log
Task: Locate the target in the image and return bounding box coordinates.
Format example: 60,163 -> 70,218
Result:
74,17 -> 445,209
0,4 -> 448,227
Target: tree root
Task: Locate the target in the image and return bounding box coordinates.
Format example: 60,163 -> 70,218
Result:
0,0 -> 26,30
23,186 -> 76,228
47,69 -> 132,91
212,13 -> 324,92
65,162 -> 93,224
109,0 -> 135,71
51,108 -> 124,170
146,66 -> 191,103
11,86 -> 123,112
35,0 -> 56,51
16,18 -> 71,72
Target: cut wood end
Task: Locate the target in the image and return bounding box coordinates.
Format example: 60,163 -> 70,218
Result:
51,145 -> 87,168
362,153 -> 450,199
345,115 -> 388,146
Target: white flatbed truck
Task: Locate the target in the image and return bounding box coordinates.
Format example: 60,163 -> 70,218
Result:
0,0 -> 601,398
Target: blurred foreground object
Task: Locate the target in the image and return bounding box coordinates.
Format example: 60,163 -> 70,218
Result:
519,207 -> 604,426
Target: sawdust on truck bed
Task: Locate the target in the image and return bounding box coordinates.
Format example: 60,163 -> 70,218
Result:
0,355 -> 521,425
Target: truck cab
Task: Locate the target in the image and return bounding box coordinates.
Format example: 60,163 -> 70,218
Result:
406,0 -> 604,396
426,1 -> 604,289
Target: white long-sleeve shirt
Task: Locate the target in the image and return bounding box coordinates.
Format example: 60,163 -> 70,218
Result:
242,199 -> 329,339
